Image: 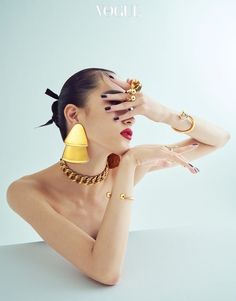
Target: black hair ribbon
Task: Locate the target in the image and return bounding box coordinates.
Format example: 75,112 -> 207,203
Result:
35,88 -> 59,128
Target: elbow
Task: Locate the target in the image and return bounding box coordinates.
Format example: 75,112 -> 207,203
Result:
86,267 -> 121,286
89,253 -> 122,285
90,272 -> 121,286
102,275 -> 121,286
217,132 -> 231,147
98,271 -> 121,286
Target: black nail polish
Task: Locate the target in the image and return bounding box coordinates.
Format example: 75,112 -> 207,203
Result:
101,94 -> 107,98
113,116 -> 119,121
105,106 -> 111,110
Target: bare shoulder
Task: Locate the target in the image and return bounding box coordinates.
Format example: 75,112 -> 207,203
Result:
6,161 -> 59,205
6,176 -> 46,212
6,171 -> 118,284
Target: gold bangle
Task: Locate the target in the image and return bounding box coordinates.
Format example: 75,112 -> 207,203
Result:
171,111 -> 195,133
106,192 -> 134,201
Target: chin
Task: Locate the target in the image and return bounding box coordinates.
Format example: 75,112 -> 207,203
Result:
115,146 -> 131,157
106,138 -> 131,157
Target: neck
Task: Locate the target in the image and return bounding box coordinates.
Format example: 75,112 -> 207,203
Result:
57,143 -> 113,201
64,150 -> 109,176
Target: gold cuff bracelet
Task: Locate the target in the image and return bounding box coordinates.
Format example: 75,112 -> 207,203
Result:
171,111 -> 195,133
106,192 -> 134,201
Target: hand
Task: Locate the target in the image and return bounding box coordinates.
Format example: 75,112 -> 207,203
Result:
122,143 -> 200,174
102,75 -> 164,122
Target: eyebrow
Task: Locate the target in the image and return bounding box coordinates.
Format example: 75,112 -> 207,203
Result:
102,89 -> 124,94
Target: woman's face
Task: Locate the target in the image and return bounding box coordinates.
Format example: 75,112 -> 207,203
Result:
81,72 -> 135,155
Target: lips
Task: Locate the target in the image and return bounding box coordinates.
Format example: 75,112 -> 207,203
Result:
120,128 -> 133,140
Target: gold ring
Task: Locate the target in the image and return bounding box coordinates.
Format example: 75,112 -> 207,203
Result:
127,95 -> 136,102
127,88 -> 137,95
164,145 -> 179,152
126,79 -> 142,102
130,79 -> 142,92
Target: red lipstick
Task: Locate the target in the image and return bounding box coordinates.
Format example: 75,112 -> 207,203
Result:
120,128 -> 133,140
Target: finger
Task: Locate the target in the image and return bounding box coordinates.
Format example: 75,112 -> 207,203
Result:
168,152 -> 199,174
107,76 -> 130,90
174,144 -> 199,154
104,101 -> 135,113
101,92 -> 127,102
177,153 -> 200,174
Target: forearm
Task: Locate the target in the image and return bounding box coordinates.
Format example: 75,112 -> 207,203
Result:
91,157 -> 136,283
149,101 -> 230,147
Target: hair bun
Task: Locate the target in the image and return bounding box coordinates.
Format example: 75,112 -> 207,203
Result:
51,101 -> 59,124
51,100 -> 58,114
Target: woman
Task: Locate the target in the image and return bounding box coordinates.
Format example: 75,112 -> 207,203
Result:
6,67 -> 230,285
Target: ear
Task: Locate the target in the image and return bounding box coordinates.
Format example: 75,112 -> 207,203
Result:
64,104 -> 80,124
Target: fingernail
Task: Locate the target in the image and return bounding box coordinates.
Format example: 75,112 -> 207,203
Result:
113,116 -> 119,121
105,106 -> 111,110
189,163 -> 200,172
101,94 -> 107,98
192,143 -> 199,146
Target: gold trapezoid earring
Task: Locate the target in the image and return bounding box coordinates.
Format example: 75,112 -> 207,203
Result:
61,123 -> 89,163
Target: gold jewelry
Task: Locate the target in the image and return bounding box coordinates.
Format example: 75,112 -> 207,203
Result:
127,88 -> 137,95
130,79 -> 142,92
59,158 -> 109,185
126,79 -> 142,102
61,123 -> 89,163
171,111 -> 195,133
127,95 -> 136,102
60,123 -> 109,184
106,192 -> 134,201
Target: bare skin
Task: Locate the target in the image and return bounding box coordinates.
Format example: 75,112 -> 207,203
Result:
19,161 -> 118,241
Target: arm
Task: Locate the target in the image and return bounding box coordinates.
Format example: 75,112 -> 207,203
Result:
6,161 -> 136,286
161,106 -> 230,147
145,101 -> 230,171
91,156 -> 136,283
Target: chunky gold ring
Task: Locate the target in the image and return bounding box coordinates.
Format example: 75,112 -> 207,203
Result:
130,79 -> 142,92
127,88 -> 137,95
126,79 -> 142,102
127,95 -> 136,102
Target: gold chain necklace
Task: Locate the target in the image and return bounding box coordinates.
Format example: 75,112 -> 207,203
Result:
59,158 -> 134,201
59,158 -> 109,185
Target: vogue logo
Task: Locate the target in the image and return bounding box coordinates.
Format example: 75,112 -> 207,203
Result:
96,4 -> 140,17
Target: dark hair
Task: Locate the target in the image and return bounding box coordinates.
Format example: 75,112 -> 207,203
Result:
36,67 -> 116,141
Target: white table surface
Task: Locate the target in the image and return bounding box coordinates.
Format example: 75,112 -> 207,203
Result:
1,226 -> 236,301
